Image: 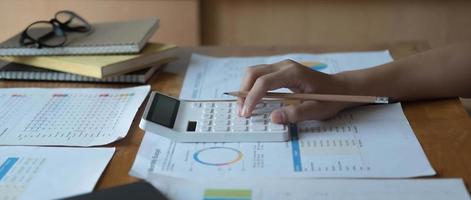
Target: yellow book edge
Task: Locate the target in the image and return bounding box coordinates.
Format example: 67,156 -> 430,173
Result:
104,56 -> 176,78
0,43 -> 177,78
0,56 -> 102,78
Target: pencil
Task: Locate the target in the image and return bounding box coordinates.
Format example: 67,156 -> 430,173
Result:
224,91 -> 397,104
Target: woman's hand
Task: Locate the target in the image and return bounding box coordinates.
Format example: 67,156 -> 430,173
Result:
238,43 -> 471,124
237,59 -> 359,124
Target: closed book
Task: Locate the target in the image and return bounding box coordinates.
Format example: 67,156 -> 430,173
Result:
0,18 -> 159,56
0,62 -> 163,83
0,43 -> 176,78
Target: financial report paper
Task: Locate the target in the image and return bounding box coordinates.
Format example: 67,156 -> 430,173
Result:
130,103 -> 435,179
0,85 -> 150,146
0,146 -> 115,200
180,51 -> 393,100
148,175 -> 470,200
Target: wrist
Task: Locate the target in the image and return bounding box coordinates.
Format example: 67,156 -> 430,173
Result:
330,71 -> 357,95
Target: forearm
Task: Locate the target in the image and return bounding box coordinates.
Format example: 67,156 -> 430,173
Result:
334,43 -> 471,100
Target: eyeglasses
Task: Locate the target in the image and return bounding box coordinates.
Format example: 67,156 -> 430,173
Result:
20,10 -> 92,48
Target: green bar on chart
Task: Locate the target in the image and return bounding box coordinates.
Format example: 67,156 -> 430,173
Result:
203,188 -> 252,200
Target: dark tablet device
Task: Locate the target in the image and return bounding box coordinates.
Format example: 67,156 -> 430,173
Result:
62,181 -> 169,200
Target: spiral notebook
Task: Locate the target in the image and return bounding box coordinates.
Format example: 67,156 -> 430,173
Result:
0,62 -> 162,83
0,18 -> 159,56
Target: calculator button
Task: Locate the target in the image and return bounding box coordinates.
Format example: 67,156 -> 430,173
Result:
215,102 -> 232,108
203,108 -> 213,114
201,114 -> 213,119
198,125 -> 211,132
213,125 -> 229,132
200,120 -> 212,126
250,114 -> 267,122
250,114 -> 266,119
230,114 -> 241,119
250,125 -> 267,131
231,125 -> 248,132
192,102 -> 202,108
203,102 -> 215,108
232,118 -> 248,125
252,108 -> 274,115
214,113 -> 229,120
213,119 -> 229,126
214,108 -> 230,114
268,123 -> 285,131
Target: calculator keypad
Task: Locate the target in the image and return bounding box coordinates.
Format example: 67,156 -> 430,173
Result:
194,101 -> 286,133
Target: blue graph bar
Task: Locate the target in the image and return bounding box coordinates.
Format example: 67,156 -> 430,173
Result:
310,63 -> 328,71
290,124 -> 302,172
0,157 -> 19,181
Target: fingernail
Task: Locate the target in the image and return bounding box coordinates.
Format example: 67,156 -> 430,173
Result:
241,105 -> 249,117
237,106 -> 242,116
270,109 -> 286,124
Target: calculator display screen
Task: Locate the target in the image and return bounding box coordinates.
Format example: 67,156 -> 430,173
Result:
147,93 -> 180,128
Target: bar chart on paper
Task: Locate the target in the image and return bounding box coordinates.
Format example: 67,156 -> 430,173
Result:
150,175 -> 471,200
132,103 -> 436,178
0,86 -> 149,146
139,129 -> 370,177
291,121 -> 368,173
0,155 -> 47,199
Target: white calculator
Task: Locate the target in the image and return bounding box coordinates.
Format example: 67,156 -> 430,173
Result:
139,92 -> 290,142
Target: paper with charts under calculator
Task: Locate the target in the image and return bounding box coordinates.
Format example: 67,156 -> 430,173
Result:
131,103 -> 435,179
131,51 -> 435,178
0,85 -> 149,146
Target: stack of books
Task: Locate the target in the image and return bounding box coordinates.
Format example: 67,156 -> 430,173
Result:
0,18 -> 176,83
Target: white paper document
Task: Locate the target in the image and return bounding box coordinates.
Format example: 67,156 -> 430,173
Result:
180,51 -> 393,100
148,175 -> 470,200
0,146 -> 115,200
130,103 -> 435,179
0,85 -> 150,146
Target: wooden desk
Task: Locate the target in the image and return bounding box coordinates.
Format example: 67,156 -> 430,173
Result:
2,43 -> 471,192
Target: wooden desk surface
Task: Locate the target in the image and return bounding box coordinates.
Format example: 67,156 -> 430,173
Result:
2,43 -> 470,192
